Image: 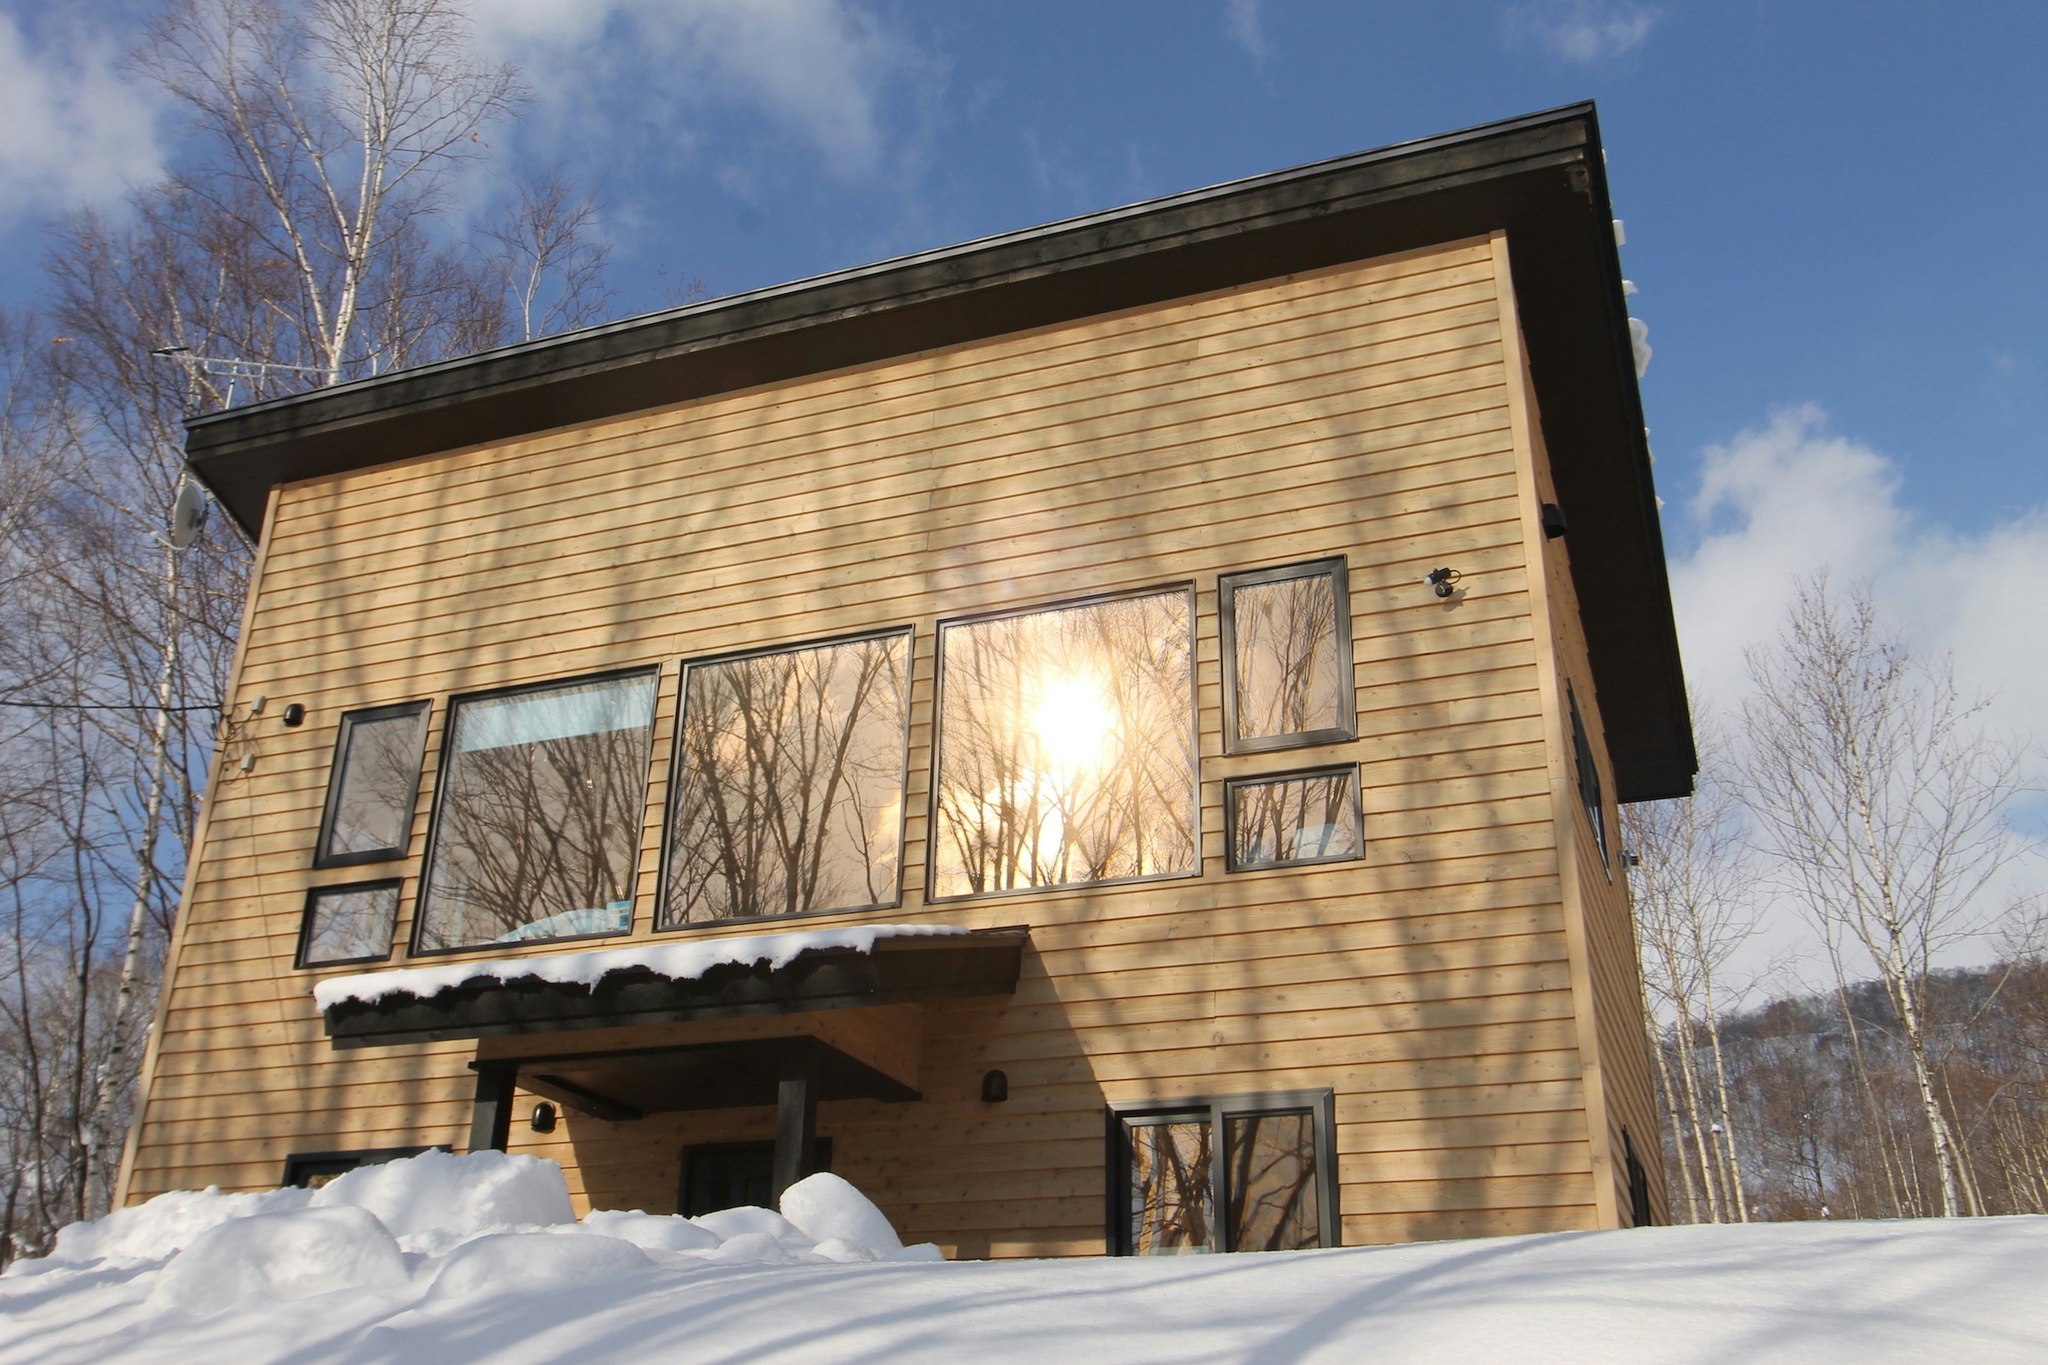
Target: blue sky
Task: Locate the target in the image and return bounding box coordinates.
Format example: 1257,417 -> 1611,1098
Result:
3,1 -> 2043,974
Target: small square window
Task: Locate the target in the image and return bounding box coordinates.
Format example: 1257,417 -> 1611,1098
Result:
1219,559 -> 1355,754
314,702 -> 430,867
1224,767 -> 1364,871
1568,686 -> 1611,869
1110,1091 -> 1336,1255
296,880 -> 401,967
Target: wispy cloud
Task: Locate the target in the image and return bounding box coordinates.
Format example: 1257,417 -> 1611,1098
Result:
0,15 -> 163,224
1225,0 -> 1269,66
1504,1 -> 1659,64
473,0 -> 943,183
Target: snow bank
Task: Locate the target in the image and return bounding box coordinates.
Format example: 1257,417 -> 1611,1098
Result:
313,922 -> 973,1008
145,1206 -> 407,1317
309,1149 -> 573,1243
8,1153 -> 2048,1364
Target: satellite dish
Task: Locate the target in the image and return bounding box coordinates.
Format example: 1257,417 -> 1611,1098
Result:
169,479 -> 209,549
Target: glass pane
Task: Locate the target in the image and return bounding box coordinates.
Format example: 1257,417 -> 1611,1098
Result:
416,672 -> 656,950
933,590 -> 1196,897
662,633 -> 911,926
320,706 -> 428,861
1225,1111 -> 1320,1252
1227,566 -> 1348,747
1228,769 -> 1362,869
1129,1117 -> 1213,1254
301,883 -> 399,965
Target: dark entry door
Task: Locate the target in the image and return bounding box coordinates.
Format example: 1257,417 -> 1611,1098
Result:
679,1139 -> 833,1216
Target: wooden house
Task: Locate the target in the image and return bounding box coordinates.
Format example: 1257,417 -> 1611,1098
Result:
117,104 -> 1695,1255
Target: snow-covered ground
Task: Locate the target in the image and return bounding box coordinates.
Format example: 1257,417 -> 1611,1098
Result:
4,1152 -> 2043,1364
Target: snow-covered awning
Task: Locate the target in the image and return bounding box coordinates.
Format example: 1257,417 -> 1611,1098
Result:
317,923 -> 1029,1050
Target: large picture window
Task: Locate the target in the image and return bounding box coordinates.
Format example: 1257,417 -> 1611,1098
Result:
313,701 -> 430,867
932,588 -> 1196,899
415,670 -> 658,952
660,631 -> 911,927
1110,1091 -> 1337,1255
1219,558 -> 1354,753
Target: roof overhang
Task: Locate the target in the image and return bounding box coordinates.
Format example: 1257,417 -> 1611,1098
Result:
186,102 -> 1693,799
321,925 -> 1029,1050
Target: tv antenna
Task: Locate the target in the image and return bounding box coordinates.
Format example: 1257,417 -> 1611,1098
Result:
150,345 -> 325,407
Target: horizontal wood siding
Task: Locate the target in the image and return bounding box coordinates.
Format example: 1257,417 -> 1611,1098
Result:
127,237 -> 1604,1249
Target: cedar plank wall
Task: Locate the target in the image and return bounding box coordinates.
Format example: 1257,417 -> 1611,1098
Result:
126,234 -> 1618,1253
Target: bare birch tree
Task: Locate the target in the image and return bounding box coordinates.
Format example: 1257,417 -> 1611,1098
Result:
1626,716 -> 1757,1221
1741,574 -> 2025,1216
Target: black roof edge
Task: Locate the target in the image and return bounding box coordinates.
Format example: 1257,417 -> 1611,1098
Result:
187,100 -> 1696,800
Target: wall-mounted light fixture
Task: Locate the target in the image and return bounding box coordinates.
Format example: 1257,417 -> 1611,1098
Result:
282,702 -> 306,727
1425,567 -> 1462,599
980,1069 -> 1009,1103
530,1101 -> 558,1133
1541,503 -> 1569,540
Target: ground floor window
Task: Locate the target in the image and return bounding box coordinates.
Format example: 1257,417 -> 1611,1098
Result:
1108,1090 -> 1337,1254
281,1145 -> 442,1189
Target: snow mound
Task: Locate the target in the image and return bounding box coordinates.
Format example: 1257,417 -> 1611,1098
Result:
145,1206 -> 406,1317
574,1209 -> 722,1253
781,1172 -> 904,1254
39,1185 -> 312,1269
310,1149 -> 573,1241
425,1229 -> 652,1302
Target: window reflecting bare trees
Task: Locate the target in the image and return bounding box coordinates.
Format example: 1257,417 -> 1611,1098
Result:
1227,768 -> 1364,870
1123,1102 -> 1323,1254
416,672 -> 656,950
1220,560 -> 1353,752
933,590 -> 1195,899
661,632 -> 911,926
298,881 -> 400,966
316,703 -> 429,865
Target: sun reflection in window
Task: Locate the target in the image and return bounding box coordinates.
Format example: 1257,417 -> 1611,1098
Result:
934,589 -> 1196,898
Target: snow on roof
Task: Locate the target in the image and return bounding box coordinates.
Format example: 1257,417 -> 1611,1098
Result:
312,923 -> 973,1010
7,1151 -> 2047,1364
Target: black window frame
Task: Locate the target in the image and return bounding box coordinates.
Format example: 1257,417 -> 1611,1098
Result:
1567,684 -> 1611,870
928,582 -> 1201,904
1222,764 -> 1366,873
294,877 -> 404,969
1106,1088 -> 1339,1255
281,1144 -> 445,1188
655,626 -> 915,933
411,663 -> 662,957
312,699 -> 431,869
1217,557 -> 1356,756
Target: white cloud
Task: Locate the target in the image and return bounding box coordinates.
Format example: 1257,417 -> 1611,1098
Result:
1225,0 -> 1269,65
0,15 -> 163,223
1663,405 -> 2048,984
471,0 -> 940,182
1505,1 -> 1660,63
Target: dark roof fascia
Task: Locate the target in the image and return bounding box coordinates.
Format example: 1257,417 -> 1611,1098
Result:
194,100 -> 1694,799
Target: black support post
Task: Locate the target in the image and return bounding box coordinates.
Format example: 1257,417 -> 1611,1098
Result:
771,1044 -> 821,1202
468,1061 -> 518,1153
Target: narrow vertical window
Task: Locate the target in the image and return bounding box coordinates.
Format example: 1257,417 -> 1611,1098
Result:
661,631 -> 912,927
1219,559 -> 1354,753
415,669 -> 658,951
1568,685 -> 1610,868
1224,766 -> 1364,871
932,587 -> 1196,899
314,702 -> 430,867
1112,1091 -> 1335,1255
296,880 -> 401,967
